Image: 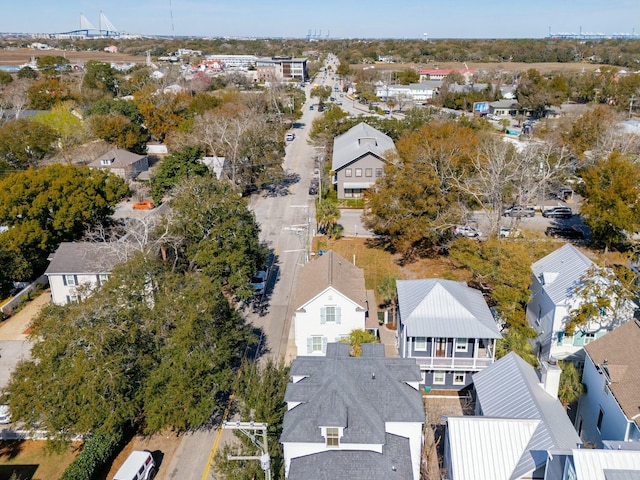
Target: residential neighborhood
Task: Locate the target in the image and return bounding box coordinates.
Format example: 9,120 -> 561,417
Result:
1,22 -> 640,480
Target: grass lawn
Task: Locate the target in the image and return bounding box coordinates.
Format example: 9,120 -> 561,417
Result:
0,440 -> 81,480
313,236 -> 471,295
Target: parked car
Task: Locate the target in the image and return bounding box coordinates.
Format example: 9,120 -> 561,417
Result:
545,226 -> 584,240
309,178 -> 319,195
132,200 -> 154,210
502,206 -> 535,218
112,450 -> 156,480
285,132 -> 295,142
542,207 -> 573,218
0,405 -> 10,424
499,226 -> 521,238
309,104 -> 314,110
454,225 -> 480,238
251,270 -> 267,295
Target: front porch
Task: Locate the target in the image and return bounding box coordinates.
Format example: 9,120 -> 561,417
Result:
413,356 -> 494,370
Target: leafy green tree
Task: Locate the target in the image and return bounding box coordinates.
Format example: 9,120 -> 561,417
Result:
316,200 -> 341,238
36,56 -> 70,78
0,70 -> 13,86
88,114 -> 148,153
33,102 -> 86,158
396,68 -> 419,85
450,237 -> 554,330
166,176 -> 266,298
495,328 -> 538,367
340,330 -> 380,357
515,69 -> 551,118
82,61 -> 119,96
557,361 -> 585,409
17,66 -> 38,80
215,359 -> 290,480
562,106 -> 618,159
27,78 -> 72,109
0,118 -> 57,169
0,165 -> 129,277
151,146 -> 209,204
310,85 -> 332,105
143,273 -> 255,433
579,153 -> 640,250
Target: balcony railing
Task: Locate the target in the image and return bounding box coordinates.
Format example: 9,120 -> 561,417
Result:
411,356 -> 494,370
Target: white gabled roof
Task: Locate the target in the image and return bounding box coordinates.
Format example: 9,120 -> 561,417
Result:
446,416 -> 540,480
572,449 -> 640,480
397,279 -> 501,339
531,244 -> 594,305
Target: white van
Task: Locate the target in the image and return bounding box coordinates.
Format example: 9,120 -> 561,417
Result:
112,450 -> 156,480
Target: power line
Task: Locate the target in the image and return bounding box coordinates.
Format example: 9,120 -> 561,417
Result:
169,0 -> 175,39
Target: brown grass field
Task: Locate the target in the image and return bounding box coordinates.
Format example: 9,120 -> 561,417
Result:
0,48 -> 144,66
353,60 -> 608,74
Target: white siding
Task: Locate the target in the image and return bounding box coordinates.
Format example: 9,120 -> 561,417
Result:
48,273 -> 104,305
294,287 -> 366,357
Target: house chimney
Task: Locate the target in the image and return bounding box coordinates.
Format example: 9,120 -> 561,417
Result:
539,357 -> 561,399
371,372 -> 376,380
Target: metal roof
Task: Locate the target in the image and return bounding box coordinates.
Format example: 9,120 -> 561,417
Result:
446,416 -> 540,480
331,122 -> 396,172
396,279 -> 501,339
472,352 -> 582,478
572,449 -> 640,480
531,244 -> 594,305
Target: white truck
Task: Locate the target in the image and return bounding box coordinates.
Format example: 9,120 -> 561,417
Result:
112,450 -> 156,480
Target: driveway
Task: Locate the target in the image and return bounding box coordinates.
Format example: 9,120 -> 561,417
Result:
0,290 -> 48,390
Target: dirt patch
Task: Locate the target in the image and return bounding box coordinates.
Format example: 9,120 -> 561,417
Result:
0,440 -> 81,480
100,432 -> 182,480
0,48 -> 144,66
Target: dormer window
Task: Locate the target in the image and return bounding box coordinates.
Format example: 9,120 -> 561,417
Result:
326,427 -> 340,447
101,158 -> 113,166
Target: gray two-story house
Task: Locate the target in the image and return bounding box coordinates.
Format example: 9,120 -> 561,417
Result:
331,122 -> 395,199
396,279 -> 502,390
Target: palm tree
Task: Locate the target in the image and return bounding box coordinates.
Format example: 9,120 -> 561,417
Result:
377,275 -> 398,327
495,328 -> 539,367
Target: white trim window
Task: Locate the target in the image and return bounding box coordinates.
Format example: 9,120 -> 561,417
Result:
433,371 -> 446,385
325,306 -> 336,323
326,427 -> 340,447
583,332 -> 596,345
455,338 -> 468,352
64,274 -> 77,286
414,337 -> 427,351
98,274 -> 109,286
453,372 -> 466,385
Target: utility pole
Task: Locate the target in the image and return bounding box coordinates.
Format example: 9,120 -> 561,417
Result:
630,95 -> 635,119
222,421 -> 271,480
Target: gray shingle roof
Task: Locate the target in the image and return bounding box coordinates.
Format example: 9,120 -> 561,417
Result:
287,432 -> 413,480
89,148 -> 147,168
281,343 -> 423,445
44,242 -> 124,275
331,122 -> 396,172
584,320 -> 640,428
396,279 -> 501,339
292,250 -> 368,310
531,244 -> 594,305
472,352 -> 582,478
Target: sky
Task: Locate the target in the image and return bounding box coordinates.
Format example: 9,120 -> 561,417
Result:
0,0 -> 638,39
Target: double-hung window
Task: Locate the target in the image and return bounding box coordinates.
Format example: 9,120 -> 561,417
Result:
455,338 -> 468,352
64,275 -> 76,286
326,427 -> 339,447
414,337 -> 427,351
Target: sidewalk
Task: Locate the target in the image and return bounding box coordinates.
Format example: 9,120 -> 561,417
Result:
0,290 -> 50,341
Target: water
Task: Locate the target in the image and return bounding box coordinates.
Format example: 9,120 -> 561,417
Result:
0,66 -> 21,72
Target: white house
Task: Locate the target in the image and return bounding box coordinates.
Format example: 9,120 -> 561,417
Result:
575,319 -> 640,447
45,242 -> 124,305
375,81 -> 443,103
526,244 -> 636,361
293,251 -> 376,356
443,352 -> 582,480
281,343 -> 424,480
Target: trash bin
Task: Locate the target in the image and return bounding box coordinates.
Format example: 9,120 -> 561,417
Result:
423,386 -> 431,394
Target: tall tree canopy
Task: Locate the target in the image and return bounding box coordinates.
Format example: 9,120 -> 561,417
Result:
0,165 -> 129,277
579,153 -> 640,249
150,145 -> 209,204
166,176 -> 267,298
0,118 -> 57,169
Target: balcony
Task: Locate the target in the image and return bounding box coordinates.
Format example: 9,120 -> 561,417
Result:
412,356 -> 494,370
